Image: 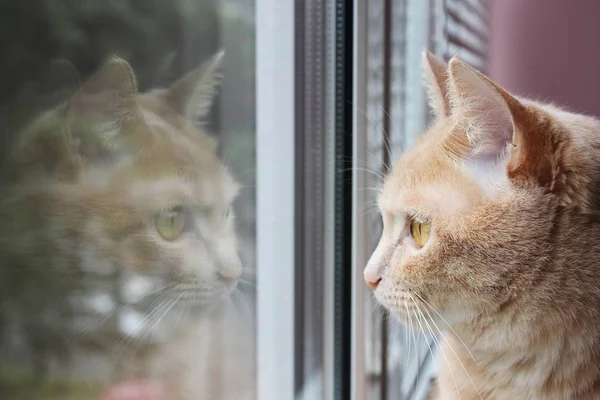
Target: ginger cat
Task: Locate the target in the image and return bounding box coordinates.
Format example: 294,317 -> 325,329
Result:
365,51 -> 600,399
0,51 -> 254,400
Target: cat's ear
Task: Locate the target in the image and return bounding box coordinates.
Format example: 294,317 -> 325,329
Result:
65,56 -> 148,159
446,57 -> 540,188
422,50 -> 450,119
164,49 -> 224,123
9,57 -> 146,180
447,57 -> 527,163
69,56 -> 141,129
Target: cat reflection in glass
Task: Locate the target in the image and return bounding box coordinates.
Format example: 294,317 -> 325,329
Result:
0,51 -> 254,400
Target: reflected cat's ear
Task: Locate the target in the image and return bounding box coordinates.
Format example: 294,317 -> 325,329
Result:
422,50 -> 451,119
10,57 -> 147,180
65,56 -> 148,159
164,49 -> 224,123
69,56 -> 141,128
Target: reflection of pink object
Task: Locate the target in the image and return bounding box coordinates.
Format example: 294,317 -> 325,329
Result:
99,379 -> 165,400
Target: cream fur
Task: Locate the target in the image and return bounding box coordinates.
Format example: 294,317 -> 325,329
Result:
366,51 -> 600,399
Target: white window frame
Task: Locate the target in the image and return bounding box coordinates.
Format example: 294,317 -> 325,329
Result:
256,0 -> 296,399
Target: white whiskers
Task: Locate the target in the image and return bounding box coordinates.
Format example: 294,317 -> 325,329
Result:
407,291 -> 482,400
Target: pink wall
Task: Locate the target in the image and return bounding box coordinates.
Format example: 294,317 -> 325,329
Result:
489,0 -> 600,117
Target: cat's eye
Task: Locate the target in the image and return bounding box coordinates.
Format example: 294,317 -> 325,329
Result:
154,207 -> 186,241
409,219 -> 431,248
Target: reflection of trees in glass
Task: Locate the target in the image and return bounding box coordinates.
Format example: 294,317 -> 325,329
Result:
1,0 -> 214,99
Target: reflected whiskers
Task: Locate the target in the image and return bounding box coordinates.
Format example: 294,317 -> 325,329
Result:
77,282 -> 178,338
232,288 -> 253,316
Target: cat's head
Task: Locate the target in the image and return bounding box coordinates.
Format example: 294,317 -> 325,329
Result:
12,51 -> 241,312
365,51 -> 600,326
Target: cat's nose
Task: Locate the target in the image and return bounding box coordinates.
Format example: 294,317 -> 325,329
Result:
218,261 -> 242,285
364,267 -> 381,290
218,273 -> 239,285
365,277 -> 381,290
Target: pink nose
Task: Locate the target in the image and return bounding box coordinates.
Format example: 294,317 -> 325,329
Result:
364,266 -> 381,290
365,277 -> 381,290
219,273 -> 239,285
218,263 -> 242,285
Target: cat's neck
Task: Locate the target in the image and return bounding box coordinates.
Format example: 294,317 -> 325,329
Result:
444,287 -> 600,398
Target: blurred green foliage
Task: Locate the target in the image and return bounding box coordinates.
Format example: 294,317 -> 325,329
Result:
0,0 -> 216,97
0,365 -> 101,399
0,0 -> 255,134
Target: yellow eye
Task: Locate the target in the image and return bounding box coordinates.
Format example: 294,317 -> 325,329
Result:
154,207 -> 186,241
409,219 -> 431,248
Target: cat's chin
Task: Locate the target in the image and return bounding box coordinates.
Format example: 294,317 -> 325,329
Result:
374,292 -> 424,326
373,288 -> 411,315
172,294 -> 228,314
388,307 -> 417,325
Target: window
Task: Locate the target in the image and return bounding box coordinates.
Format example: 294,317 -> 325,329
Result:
0,1 -> 259,399
0,1 -> 489,399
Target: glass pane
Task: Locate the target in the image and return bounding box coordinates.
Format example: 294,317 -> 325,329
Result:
0,1 -> 256,399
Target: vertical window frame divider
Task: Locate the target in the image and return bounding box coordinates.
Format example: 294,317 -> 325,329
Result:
332,0 -> 354,400
256,0 -> 296,399
350,0 -> 368,399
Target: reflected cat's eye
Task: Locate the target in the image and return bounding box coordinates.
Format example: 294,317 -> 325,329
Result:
154,207 -> 186,241
409,219 -> 431,248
